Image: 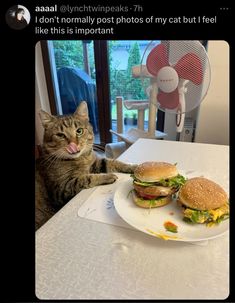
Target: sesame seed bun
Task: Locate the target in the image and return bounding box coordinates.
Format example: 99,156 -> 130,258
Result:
132,191 -> 173,208
178,177 -> 228,210
134,161 -> 178,183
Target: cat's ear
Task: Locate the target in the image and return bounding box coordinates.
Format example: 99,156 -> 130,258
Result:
74,101 -> 89,122
39,110 -> 56,128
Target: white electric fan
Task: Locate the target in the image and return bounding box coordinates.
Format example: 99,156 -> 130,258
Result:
140,40 -> 211,138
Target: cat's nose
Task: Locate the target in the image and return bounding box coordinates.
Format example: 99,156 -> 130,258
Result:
66,142 -> 80,154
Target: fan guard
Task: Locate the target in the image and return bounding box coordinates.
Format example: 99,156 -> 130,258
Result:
140,40 -> 211,114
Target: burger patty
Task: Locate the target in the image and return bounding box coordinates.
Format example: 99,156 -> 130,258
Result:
133,183 -> 177,198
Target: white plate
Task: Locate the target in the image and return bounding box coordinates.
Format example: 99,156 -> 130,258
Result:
113,178 -> 229,242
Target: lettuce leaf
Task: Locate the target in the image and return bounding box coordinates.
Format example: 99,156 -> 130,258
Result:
183,207 -> 229,224
158,174 -> 187,187
131,174 -> 187,188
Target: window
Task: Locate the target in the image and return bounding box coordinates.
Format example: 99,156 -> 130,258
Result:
40,40 -> 165,145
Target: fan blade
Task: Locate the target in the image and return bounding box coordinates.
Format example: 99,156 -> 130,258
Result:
157,89 -> 179,109
146,44 -> 169,76
174,53 -> 203,85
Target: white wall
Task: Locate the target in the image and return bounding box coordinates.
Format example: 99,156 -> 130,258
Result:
194,41 -> 229,145
163,40 -> 229,145
35,42 -> 51,145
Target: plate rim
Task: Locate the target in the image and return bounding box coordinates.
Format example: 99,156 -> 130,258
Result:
113,178 -> 229,242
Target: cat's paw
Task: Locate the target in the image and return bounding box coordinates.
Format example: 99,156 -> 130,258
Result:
120,164 -> 138,174
127,164 -> 138,173
104,173 -> 118,184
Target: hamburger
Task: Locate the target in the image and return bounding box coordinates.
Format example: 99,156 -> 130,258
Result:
177,177 -> 229,225
131,161 -> 186,208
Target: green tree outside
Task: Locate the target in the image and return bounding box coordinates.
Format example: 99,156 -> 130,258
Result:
52,40 -> 147,120
126,42 -> 146,100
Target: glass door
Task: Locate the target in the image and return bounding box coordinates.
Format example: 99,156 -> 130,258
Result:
47,40 -> 100,144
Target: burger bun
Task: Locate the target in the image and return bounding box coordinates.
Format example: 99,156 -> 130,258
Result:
134,161 -> 178,183
178,177 -> 228,210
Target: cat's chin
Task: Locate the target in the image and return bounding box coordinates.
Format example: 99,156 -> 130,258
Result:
64,152 -> 81,159
64,146 -> 89,159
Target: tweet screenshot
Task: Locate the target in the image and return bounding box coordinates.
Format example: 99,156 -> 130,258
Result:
3,1 -> 232,302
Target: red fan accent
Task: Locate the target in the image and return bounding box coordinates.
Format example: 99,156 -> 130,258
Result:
146,44 -> 169,76
158,89 -> 179,109
146,44 -> 203,109
174,53 -> 203,85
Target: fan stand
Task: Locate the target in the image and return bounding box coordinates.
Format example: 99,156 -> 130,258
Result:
148,78 -> 158,137
176,79 -> 188,134
132,64 -> 162,138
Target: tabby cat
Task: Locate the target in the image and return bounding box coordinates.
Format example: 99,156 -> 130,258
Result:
36,101 -> 136,221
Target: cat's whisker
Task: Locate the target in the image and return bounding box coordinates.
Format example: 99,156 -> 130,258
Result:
48,150 -> 68,168
43,150 -> 65,169
47,157 -> 59,170
41,153 -> 57,167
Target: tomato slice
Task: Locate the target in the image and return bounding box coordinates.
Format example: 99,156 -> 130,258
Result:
164,221 -> 178,233
138,192 -> 157,199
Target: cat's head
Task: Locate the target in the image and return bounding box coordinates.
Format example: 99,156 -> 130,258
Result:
39,101 -> 94,159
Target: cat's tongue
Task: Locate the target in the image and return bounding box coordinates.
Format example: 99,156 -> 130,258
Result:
66,142 -> 80,154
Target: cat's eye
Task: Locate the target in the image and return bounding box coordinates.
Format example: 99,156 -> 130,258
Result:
56,133 -> 66,138
76,128 -> 84,136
